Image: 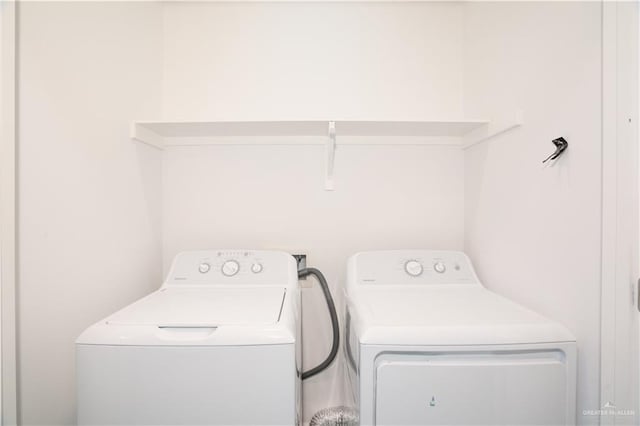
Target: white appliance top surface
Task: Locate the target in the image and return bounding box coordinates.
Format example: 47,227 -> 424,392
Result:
347,250 -> 575,345
349,286 -> 575,345
356,286 -> 546,326
107,287 -> 286,326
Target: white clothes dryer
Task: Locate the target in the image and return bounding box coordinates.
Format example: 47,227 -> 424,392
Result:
345,250 -> 576,426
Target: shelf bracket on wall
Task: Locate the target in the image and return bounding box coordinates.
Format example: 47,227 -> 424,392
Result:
325,121 -> 336,191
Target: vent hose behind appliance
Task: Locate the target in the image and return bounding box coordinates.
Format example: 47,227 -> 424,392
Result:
299,267 -> 340,380
309,406 -> 358,426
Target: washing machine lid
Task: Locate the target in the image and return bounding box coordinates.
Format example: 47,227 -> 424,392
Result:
349,286 -> 575,345
107,287 -> 286,326
76,286 -> 297,346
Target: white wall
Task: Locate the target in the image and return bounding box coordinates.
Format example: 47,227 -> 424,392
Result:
1,1 -> 17,423
462,2 -> 602,424
160,2 -> 466,420
18,3 -> 163,424
161,1 -> 464,121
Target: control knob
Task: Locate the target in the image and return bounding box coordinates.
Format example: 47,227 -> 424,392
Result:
434,262 -> 446,274
221,260 -> 240,277
198,262 -> 211,274
404,260 -> 423,277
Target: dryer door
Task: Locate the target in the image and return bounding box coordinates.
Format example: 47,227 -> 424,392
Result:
375,350 -> 569,425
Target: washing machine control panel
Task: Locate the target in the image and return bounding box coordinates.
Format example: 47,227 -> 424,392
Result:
350,250 -> 479,286
165,250 -> 297,286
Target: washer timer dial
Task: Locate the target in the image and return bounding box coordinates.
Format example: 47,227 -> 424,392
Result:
404,260 -> 423,277
221,260 -> 240,277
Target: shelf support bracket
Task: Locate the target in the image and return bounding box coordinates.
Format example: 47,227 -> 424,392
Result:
325,121 -> 336,191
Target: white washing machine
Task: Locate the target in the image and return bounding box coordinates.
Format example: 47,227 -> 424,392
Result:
344,250 -> 577,426
77,250 -> 301,425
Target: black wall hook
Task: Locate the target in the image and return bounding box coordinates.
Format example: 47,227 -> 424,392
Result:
543,137 -> 568,163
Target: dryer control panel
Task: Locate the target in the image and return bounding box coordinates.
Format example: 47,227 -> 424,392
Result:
164,250 -> 298,287
347,250 -> 480,287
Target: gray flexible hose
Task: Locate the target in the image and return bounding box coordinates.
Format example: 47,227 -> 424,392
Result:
299,267 -> 339,380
